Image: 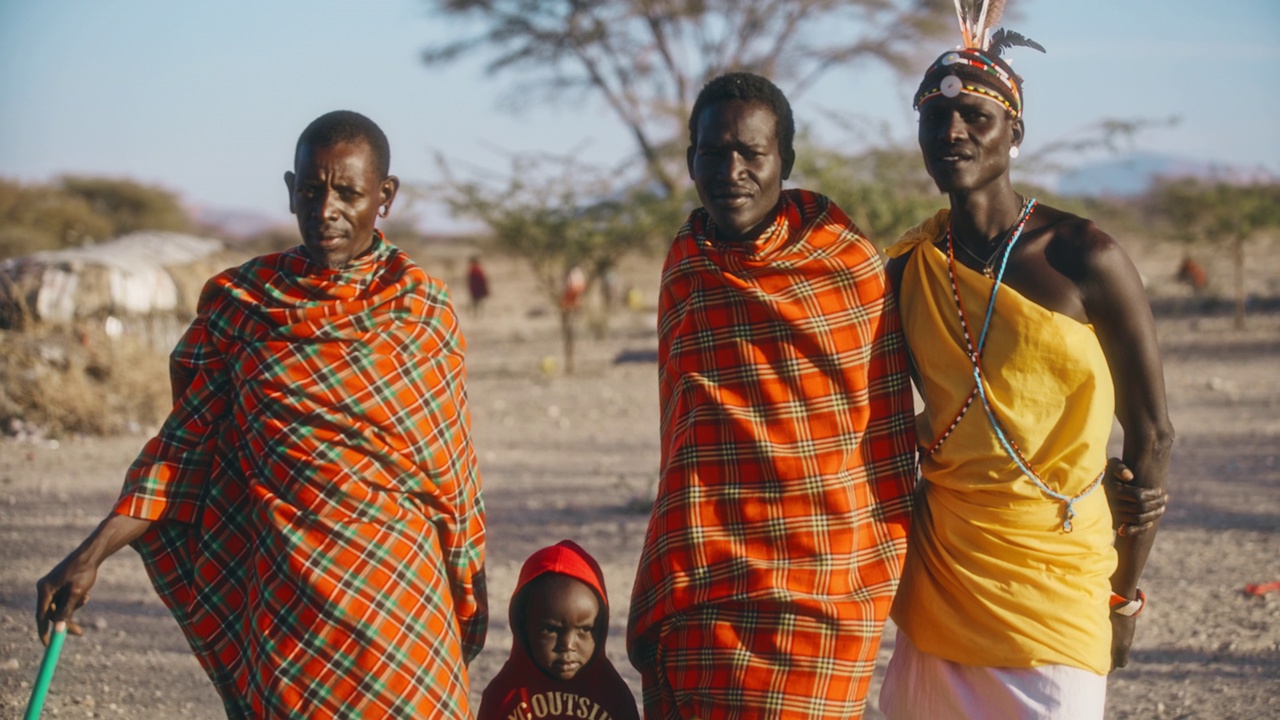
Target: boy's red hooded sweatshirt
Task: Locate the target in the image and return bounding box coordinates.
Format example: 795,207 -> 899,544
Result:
478,540 -> 639,720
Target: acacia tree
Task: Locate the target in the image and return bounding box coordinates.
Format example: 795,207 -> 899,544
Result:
423,0 -> 951,195
1149,178 -> 1280,329
436,154 -> 682,372
422,1 -> 953,366
791,133 -> 940,247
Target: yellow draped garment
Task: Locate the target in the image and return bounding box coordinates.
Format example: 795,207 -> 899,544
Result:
887,210 -> 1116,675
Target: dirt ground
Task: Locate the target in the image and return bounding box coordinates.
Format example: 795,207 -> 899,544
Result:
1,233 -> 1277,719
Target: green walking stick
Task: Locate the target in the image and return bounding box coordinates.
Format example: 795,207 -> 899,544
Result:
24,621 -> 67,720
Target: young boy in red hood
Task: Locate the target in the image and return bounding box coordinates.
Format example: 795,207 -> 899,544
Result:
479,540 -> 639,720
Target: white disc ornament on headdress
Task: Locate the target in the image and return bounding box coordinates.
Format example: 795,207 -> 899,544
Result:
914,1 -> 1045,117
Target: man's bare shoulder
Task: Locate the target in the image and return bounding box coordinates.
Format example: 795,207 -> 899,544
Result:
1038,203 -> 1113,247
1036,204 -> 1127,279
1035,203 -> 1147,323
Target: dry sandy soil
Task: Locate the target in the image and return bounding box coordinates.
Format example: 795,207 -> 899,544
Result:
1,234 -> 1277,719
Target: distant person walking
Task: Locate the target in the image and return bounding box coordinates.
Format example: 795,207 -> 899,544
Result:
561,265 -> 587,312
468,255 -> 491,313
1177,255 -> 1209,293
35,110 -> 487,719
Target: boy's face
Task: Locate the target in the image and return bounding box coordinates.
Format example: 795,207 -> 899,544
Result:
524,575 -> 600,680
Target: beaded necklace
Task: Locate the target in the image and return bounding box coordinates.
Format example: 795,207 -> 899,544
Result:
950,195 -> 1026,278
924,198 -> 1035,456
952,233 -> 1005,278
933,197 -> 1103,533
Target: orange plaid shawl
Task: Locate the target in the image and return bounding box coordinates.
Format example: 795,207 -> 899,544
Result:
628,190 -> 917,719
115,232 -> 486,718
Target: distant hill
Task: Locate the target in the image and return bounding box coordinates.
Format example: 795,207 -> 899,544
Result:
1055,153 -> 1277,197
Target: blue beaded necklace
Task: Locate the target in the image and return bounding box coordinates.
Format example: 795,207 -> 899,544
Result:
942,197 -> 1104,533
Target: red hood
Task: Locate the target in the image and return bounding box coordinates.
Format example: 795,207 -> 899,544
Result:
478,540 -> 638,720
508,539 -> 609,664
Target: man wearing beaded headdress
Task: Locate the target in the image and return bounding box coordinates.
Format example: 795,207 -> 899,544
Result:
877,2 -> 1174,717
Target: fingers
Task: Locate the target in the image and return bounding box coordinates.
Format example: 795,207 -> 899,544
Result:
1114,500 -> 1167,522
1110,615 -> 1136,670
1110,485 -> 1166,505
1113,637 -> 1131,668
1113,504 -> 1167,525
53,583 -> 89,635
35,578 -> 53,646
1117,492 -> 1168,536
36,574 -> 91,645
61,592 -> 89,636
1134,505 -> 1167,523
1111,486 -> 1169,521
1115,509 -> 1165,537
1125,486 -> 1167,501
1106,457 -> 1134,483
1112,650 -> 1129,670
1117,522 -> 1154,538
40,587 -> 72,645
1105,460 -> 1171,522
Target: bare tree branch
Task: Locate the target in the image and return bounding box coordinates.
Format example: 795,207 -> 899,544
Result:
421,0 -> 954,193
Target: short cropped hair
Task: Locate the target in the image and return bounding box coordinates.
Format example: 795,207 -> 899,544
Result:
688,72 -> 795,160
294,110 -> 391,179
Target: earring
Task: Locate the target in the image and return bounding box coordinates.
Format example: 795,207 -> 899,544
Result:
1009,146 -> 1020,159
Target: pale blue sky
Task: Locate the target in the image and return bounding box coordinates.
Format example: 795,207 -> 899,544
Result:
1,0 -> 1277,227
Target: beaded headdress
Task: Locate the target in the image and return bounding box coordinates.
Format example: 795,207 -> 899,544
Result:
913,0 -> 1045,119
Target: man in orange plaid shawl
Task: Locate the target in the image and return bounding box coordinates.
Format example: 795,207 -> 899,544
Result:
36,111 -> 486,718
627,73 -> 917,719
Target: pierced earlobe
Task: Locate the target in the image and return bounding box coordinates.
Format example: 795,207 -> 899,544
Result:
378,205 -> 390,218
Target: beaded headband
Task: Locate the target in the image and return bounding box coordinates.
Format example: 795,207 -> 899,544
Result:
913,0 -> 1045,119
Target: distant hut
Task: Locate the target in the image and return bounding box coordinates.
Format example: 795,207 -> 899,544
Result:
0,231 -> 230,345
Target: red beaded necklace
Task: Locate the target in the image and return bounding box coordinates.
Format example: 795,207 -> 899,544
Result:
926,198 -> 1104,533
924,197 -> 1037,456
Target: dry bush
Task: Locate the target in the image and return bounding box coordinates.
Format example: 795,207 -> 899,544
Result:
0,323 -> 172,437
0,176 -> 193,261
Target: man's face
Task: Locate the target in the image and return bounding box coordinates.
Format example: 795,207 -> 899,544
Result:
918,92 -> 1022,194
688,100 -> 793,243
285,140 -> 397,270
524,575 -> 599,681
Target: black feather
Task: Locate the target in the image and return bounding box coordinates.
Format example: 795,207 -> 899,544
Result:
989,29 -> 1047,57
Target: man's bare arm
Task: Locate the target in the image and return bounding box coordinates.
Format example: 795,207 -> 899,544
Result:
36,514 -> 152,645
1080,225 -> 1175,669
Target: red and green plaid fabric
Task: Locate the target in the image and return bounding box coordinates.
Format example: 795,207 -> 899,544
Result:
115,232 -> 486,719
627,190 -> 917,719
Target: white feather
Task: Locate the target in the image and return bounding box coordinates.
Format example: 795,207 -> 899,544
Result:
985,0 -> 1008,35
975,0 -> 990,48
952,0 -> 972,48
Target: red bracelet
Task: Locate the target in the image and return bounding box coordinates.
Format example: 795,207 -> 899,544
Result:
1110,588 -> 1146,617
